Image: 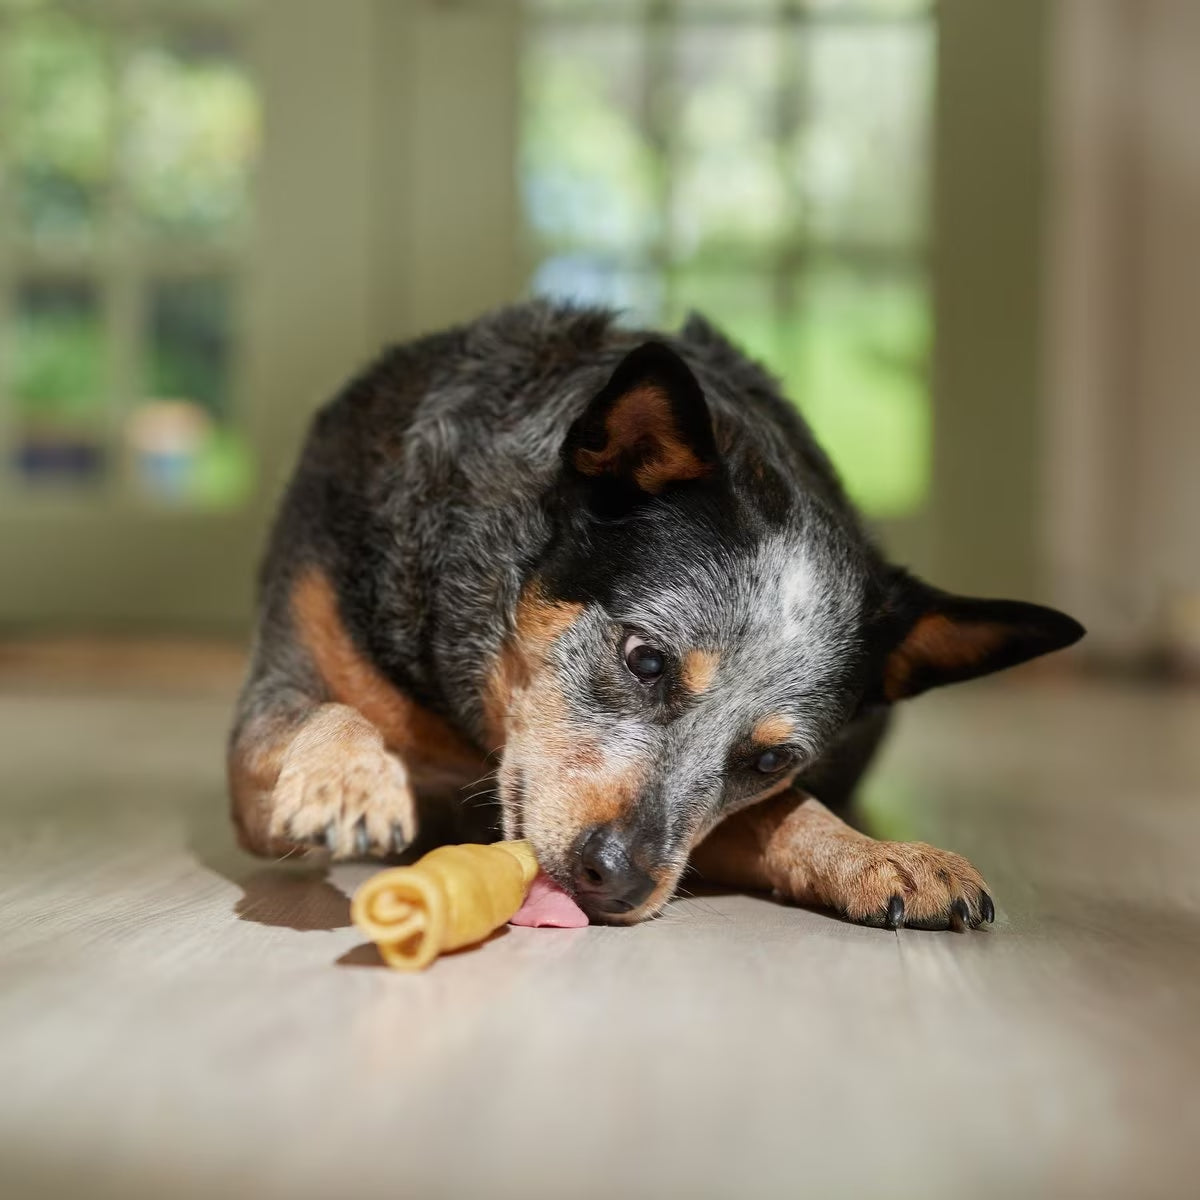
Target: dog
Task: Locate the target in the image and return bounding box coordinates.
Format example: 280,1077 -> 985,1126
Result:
228,302 -> 1083,930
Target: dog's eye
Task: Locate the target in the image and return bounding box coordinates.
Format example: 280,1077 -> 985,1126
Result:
623,634 -> 666,683
755,748 -> 791,774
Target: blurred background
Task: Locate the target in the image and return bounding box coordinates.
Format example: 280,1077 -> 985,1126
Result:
3,7 -> 1200,1200
0,0 -> 1196,669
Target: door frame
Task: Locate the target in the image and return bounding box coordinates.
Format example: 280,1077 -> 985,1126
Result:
926,0 -> 1050,602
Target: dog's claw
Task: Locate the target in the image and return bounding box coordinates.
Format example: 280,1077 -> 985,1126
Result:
950,897 -> 971,931
885,894 -> 905,930
980,892 -> 995,924
354,816 -> 369,858
390,822 -> 409,855
323,820 -> 338,851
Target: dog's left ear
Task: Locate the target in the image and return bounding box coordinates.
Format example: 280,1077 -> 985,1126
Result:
878,572 -> 1086,701
563,341 -> 719,502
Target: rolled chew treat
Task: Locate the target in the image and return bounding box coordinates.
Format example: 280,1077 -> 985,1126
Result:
351,840 -> 540,971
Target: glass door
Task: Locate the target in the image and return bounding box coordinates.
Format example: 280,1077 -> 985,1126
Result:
0,0 -> 260,628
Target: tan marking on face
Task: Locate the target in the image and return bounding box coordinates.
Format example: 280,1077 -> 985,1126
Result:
290,567 -> 484,788
565,760 -> 642,832
681,648 -> 720,695
884,611 -> 1008,701
751,713 -> 795,746
484,581 -> 650,866
573,384 -> 711,494
508,678 -> 644,856
482,581 -> 584,748
601,755 -> 799,924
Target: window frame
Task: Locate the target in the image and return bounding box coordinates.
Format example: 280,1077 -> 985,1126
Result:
0,0 -> 525,631
0,0 -> 261,628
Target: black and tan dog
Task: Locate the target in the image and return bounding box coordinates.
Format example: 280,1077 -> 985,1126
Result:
228,303 -> 1083,930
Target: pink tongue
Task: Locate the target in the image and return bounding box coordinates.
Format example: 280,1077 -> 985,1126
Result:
510,871 -> 589,928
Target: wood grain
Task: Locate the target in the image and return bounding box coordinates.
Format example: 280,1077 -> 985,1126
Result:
1,665 -> 1198,1200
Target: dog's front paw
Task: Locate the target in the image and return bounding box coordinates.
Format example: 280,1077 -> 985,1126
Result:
817,838 -> 994,931
269,715 -> 417,859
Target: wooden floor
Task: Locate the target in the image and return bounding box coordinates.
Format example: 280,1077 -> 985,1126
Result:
2,659 -> 1199,1200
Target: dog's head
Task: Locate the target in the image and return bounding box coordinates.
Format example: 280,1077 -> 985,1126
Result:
488,341 -> 1083,922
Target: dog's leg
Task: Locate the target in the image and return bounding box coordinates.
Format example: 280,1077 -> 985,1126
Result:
691,789 -> 994,930
228,566 -> 486,860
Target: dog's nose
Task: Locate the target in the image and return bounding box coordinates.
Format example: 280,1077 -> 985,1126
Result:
574,825 -> 656,916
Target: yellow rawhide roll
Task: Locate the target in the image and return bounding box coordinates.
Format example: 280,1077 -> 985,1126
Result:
351,840 -> 540,971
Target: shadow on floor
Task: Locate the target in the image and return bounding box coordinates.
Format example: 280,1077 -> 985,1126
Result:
184,790 -> 892,939
337,942 -> 386,967
335,925 -> 512,970
186,793 -> 352,933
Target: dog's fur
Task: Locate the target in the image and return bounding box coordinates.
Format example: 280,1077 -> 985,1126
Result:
228,302 -> 1083,929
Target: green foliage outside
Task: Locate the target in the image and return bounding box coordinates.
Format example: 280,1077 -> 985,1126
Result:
8,10 -> 110,236
125,40 -> 258,235
12,303 -> 105,425
146,278 -> 231,417
6,0 -> 931,517
666,270 -> 930,518
522,14 -> 934,518
4,7 -> 256,506
8,11 -> 257,237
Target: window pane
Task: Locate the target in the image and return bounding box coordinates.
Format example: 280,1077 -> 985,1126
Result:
521,6 -> 935,521
128,276 -> 250,507
7,12 -> 111,240
522,24 -> 659,256
671,27 -> 785,259
124,28 -> 258,237
782,266 -> 930,517
794,22 -> 933,248
11,278 -> 107,484
666,271 -> 782,370
146,276 -> 232,418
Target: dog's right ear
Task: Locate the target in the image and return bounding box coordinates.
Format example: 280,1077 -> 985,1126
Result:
562,341 -> 719,509
873,571 -> 1086,701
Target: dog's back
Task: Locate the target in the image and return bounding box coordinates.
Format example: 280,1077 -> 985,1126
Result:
259,301 -> 865,729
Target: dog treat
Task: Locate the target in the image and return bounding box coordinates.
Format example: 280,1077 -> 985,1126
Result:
353,840 -> 585,970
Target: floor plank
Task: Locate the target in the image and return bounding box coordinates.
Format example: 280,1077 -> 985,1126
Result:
1,672 -> 1198,1200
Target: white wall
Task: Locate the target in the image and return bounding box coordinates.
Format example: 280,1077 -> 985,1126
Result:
1045,0 -> 1200,667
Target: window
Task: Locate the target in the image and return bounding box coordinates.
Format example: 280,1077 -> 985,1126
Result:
0,0 -> 258,507
521,0 -> 934,518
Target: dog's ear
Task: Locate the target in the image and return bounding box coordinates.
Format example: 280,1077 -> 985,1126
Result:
877,572 -> 1085,701
563,341 -> 719,505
